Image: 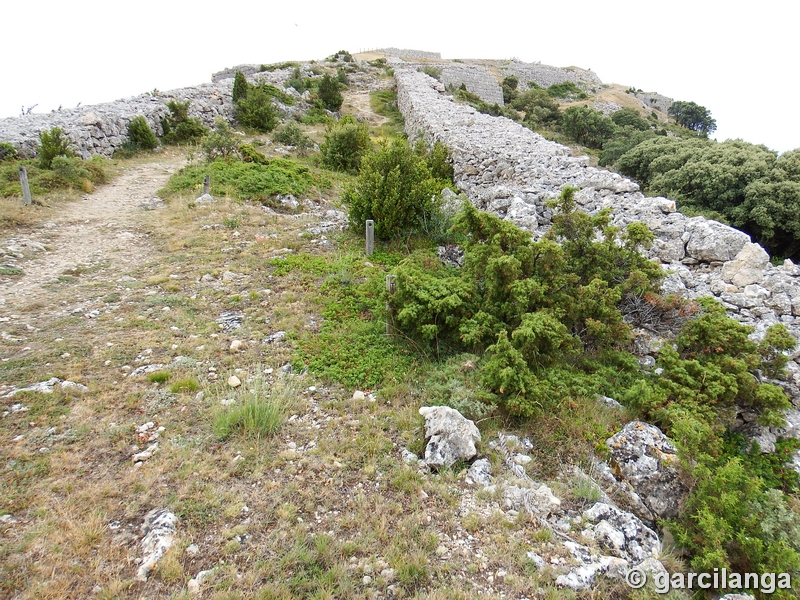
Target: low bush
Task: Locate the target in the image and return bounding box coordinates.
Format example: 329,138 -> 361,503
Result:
546,81 -> 587,99
317,73 -> 344,111
0,142 -> 18,162
272,122 -> 314,154
234,85 -> 277,132
201,118 -> 239,160
126,116 -> 159,151
161,100 -> 208,145
320,115 -> 371,173
38,127 -> 73,169
344,137 -> 447,240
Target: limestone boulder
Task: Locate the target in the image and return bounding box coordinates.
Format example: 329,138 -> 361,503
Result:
419,406 -> 481,468
721,243 -> 771,287
605,421 -> 688,521
684,218 -> 750,263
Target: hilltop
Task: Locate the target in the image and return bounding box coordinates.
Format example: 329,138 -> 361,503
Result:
1,49 -> 799,599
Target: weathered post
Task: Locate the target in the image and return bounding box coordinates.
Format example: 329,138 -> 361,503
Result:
19,167 -> 32,206
365,220 -> 374,256
385,273 -> 396,336
203,174 -> 210,195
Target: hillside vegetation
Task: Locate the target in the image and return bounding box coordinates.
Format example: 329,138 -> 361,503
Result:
0,50 -> 798,599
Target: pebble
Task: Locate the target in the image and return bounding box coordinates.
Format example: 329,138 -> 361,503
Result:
228,375 -> 241,388
352,390 -> 366,401
230,340 -> 243,352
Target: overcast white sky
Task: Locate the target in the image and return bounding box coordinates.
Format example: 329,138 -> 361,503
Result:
3,1 -> 798,152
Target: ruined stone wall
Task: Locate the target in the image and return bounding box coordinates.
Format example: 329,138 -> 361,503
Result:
633,92 -> 673,114
378,48 -> 441,60
0,83 -> 235,159
504,63 -> 602,90
395,67 -> 800,448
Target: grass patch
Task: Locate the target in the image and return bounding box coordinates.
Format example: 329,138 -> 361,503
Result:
147,371 -> 171,384
370,89 -> 405,136
159,157 -> 320,204
214,376 -> 300,440
169,377 -> 200,393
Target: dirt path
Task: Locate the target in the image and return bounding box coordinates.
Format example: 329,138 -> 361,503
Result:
0,152 -> 186,310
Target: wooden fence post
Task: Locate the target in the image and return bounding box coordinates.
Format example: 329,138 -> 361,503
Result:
203,174 -> 210,195
365,220 -> 374,256
19,167 -> 32,206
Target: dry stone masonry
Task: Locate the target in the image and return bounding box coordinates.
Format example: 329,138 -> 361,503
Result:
0,83 -> 235,158
394,67 -> 800,448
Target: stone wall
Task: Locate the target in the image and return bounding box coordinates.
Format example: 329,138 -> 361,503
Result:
0,82 -> 235,159
633,92 -> 673,114
377,48 -> 442,60
395,67 -> 800,448
504,63 -> 602,90
438,64 -> 504,105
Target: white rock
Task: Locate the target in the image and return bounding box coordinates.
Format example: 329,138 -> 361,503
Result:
228,375 -> 241,388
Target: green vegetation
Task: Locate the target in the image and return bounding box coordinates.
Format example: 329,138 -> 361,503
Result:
0,142 -> 18,161
546,81 -> 587,100
160,156 -> 318,204
320,115 -> 371,173
668,99 -> 717,135
1,154 -> 108,198
37,127 -> 73,169
616,138 -> 800,257
272,122 -> 314,156
201,118 -> 239,160
370,89 -> 405,135
344,137 -> 449,240
234,84 -> 278,132
390,186 -> 661,414
125,116 -> 159,151
232,71 -> 249,103
317,73 -> 344,111
215,377 -> 299,440
560,106 -> 617,149
160,100 -> 208,145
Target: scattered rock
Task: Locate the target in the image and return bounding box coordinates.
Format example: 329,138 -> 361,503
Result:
466,458 -> 493,486
227,375 -> 242,388
229,339 -> 243,352
217,311 -> 244,331
352,390 -> 367,401
263,331 -> 286,344
605,421 -> 688,522
418,406 -> 481,468
195,193 -> 215,204
721,243 -> 770,287
135,509 -> 177,581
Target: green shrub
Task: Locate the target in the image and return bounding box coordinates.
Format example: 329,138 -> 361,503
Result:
161,100 -> 208,145
148,371 -> 171,384
320,115 -> 371,173
238,143 -> 269,165
272,122 -> 313,154
546,81 -> 587,99
317,73 -> 343,111
344,137 -> 445,240
502,75 -> 519,104
0,142 -> 18,162
610,107 -> 650,131
38,127 -> 73,169
201,118 -> 239,160
286,67 -> 310,94
50,156 -> 92,190
389,186 -> 662,414
126,116 -> 159,151
511,89 -> 561,128
416,139 -> 454,184
234,85 -> 277,132
560,106 -> 617,149
232,71 -> 249,103
420,66 -> 442,81
170,378 -> 200,393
